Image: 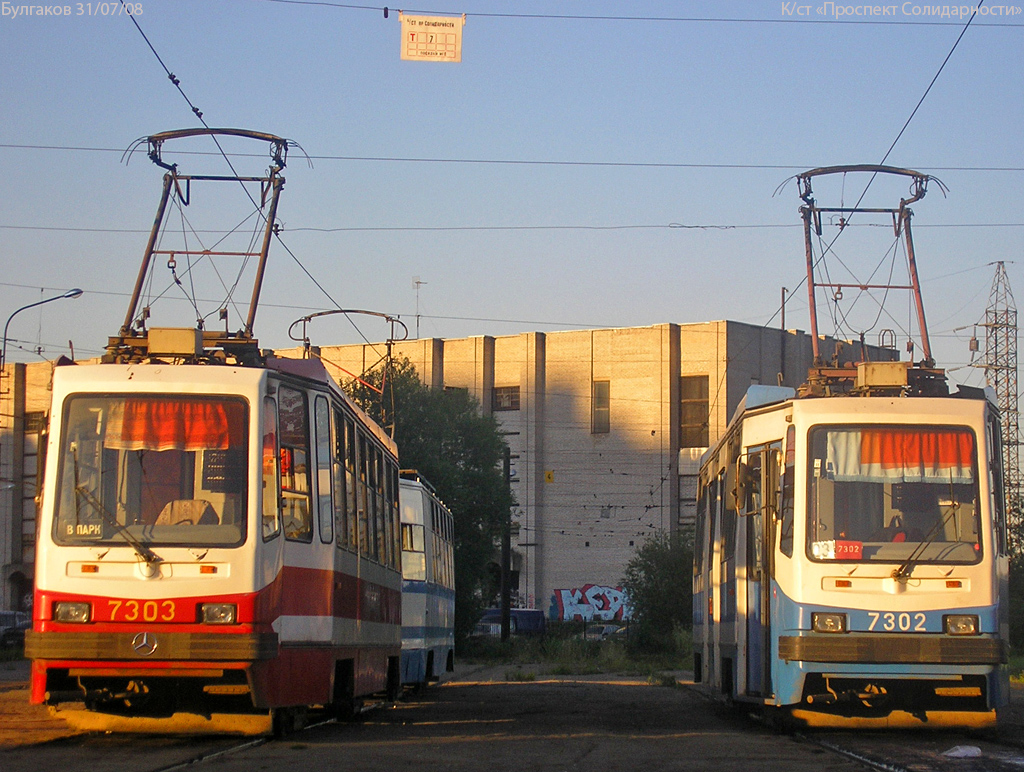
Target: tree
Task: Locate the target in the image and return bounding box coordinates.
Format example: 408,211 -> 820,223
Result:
344,358 -> 515,641
621,530 -> 693,651
1009,553 -> 1024,652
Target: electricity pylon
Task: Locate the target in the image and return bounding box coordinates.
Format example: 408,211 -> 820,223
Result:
984,262 -> 1022,552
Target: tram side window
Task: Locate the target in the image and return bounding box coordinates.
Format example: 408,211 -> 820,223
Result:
279,386 -> 312,543
744,452 -> 763,514
436,509 -> 445,587
694,483 -> 707,577
779,426 -> 796,558
721,477 -> 737,562
332,407 -> 349,550
708,476 -> 719,572
345,417 -> 358,550
374,447 -> 386,564
746,451 -> 764,581
262,397 -> 281,540
314,395 -> 334,545
988,416 -> 1007,556
358,433 -> 372,559
440,505 -> 449,585
387,460 -> 399,569
718,465 -> 738,621
427,502 -> 436,581
379,453 -> 391,567
444,509 -> 452,587
402,519 -> 426,581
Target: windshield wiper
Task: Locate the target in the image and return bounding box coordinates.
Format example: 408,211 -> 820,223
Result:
74,484 -> 162,566
892,478 -> 962,582
71,442 -> 161,565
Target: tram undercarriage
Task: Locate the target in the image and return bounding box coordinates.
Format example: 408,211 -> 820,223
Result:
35,655 -> 399,735
786,672 -> 997,729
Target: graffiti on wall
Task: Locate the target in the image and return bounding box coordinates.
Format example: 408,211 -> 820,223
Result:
551,584 -> 631,621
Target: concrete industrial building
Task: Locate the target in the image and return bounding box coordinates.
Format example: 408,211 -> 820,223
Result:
1,320 -> 884,618
284,320 -> 880,620
0,359 -> 57,613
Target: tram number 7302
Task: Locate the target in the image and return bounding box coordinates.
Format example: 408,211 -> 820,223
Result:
866,611 -> 927,632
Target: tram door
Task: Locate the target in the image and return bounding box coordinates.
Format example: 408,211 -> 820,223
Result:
744,444 -> 779,698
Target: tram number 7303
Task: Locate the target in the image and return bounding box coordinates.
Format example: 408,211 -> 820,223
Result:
867,611 -> 927,632
107,599 -> 177,623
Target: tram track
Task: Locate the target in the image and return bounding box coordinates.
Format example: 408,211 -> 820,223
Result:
9,675 -> 1024,772
798,727 -> 1024,772
139,698 -> 398,772
139,711 -> 347,772
146,736 -> 268,772
797,734 -> 912,772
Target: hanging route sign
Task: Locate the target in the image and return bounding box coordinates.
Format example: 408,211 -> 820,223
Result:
400,13 -> 465,62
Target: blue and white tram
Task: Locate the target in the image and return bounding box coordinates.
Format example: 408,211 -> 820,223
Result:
693,365 -> 1009,728
398,470 -> 455,688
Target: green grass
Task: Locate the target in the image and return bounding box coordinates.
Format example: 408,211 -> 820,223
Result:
504,669 -> 537,682
1009,653 -> 1024,683
459,623 -> 692,682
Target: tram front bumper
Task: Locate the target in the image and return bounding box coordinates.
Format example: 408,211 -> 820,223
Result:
778,633 -> 1005,665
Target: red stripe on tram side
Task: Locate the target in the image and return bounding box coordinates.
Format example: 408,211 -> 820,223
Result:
358,574 -> 402,626
277,565 -> 334,617
270,565 -> 401,625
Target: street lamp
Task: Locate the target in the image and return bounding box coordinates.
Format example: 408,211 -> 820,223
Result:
1,288 -> 84,373
0,288 -> 83,618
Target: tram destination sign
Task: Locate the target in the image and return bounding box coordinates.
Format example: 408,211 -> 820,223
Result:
400,13 -> 465,62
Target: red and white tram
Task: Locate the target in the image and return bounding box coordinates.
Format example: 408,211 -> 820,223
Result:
27,353 -> 402,733
25,129 -> 404,733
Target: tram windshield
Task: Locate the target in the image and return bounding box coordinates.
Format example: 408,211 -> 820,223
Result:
807,425 -> 981,564
53,394 -> 249,548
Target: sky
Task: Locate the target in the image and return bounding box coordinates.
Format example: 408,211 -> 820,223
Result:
1,0 -> 1021,389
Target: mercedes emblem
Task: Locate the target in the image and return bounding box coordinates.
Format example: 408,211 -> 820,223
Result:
131,631 -> 158,656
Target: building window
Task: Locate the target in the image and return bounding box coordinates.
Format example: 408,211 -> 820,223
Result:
680,375 -> 709,448
592,380 -> 610,434
679,473 -> 699,526
24,411 -> 47,433
493,386 -> 520,411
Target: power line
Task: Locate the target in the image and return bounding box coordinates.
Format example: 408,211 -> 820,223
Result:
3,222 -> 1023,235
115,1 -> 390,351
762,5 -> 985,339
877,5 -> 985,170
257,0 -> 1024,27
0,280 -> 609,331
3,144 -> 1023,173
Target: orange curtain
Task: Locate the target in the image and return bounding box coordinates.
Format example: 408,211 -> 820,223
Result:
861,429 -> 973,472
853,428 -> 974,483
111,398 -> 245,451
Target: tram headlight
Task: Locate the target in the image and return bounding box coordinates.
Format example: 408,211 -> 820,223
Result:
53,601 -> 91,623
811,612 -> 847,633
944,614 -> 979,636
201,603 -> 237,625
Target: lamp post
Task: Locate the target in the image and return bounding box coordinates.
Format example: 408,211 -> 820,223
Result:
1,288 -> 84,374
0,288 -> 81,613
